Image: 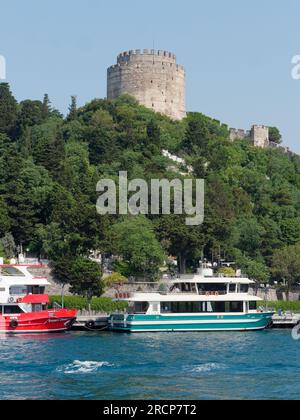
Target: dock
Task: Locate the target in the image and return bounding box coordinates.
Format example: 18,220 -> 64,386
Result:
71,313 -> 109,332
272,313 -> 300,329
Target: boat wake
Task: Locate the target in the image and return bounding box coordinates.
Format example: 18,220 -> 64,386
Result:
190,363 -> 227,373
57,360 -> 115,374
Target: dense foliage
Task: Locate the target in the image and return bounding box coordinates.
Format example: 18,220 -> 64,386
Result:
49,296 -> 128,312
262,301 -> 300,313
1,82 -> 299,288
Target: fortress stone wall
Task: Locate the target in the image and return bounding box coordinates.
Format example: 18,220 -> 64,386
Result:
230,125 -> 270,148
107,49 -> 186,120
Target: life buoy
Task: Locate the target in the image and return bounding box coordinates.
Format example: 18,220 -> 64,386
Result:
17,298 -> 22,303
10,320 -> 18,329
205,292 -> 210,297
215,292 -> 219,297
8,297 -> 15,304
85,320 -> 95,329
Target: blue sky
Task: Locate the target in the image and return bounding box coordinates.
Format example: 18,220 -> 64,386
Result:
1,0 -> 300,151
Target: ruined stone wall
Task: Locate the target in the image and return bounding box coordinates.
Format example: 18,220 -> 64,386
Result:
229,128 -> 250,142
107,49 -> 186,120
230,125 -> 270,148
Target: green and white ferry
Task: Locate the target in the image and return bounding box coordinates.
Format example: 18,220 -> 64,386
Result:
109,264 -> 274,333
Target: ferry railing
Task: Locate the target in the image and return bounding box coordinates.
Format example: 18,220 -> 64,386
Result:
52,302 -> 62,310
197,291 -> 227,296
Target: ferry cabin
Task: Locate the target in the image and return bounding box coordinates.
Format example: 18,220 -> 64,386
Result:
0,265 -> 77,334
0,265 -> 50,315
110,277 -> 274,332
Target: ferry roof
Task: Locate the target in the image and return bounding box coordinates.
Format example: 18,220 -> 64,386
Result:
126,293 -> 262,303
0,265 -> 49,286
171,276 -> 255,285
0,277 -> 50,286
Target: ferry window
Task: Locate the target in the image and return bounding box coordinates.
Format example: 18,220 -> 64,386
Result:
9,286 -> 27,296
32,304 -> 43,313
205,302 -> 226,313
4,305 -> 24,314
229,284 -> 236,293
27,286 -> 45,295
161,302 -> 205,314
161,303 -> 171,313
192,302 -> 204,313
229,302 -> 243,313
240,284 -> 249,293
0,267 -> 25,277
249,301 -> 257,311
134,302 -> 149,314
197,283 -> 226,295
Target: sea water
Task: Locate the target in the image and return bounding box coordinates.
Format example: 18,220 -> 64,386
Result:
0,330 -> 299,400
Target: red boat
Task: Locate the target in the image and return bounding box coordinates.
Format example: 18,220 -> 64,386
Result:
0,264 -> 77,334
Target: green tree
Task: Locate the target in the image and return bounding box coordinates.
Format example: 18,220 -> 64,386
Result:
86,110 -> 119,165
110,216 -> 165,280
0,198 -> 11,237
235,254 -> 270,285
1,233 -> 16,259
103,272 -> 128,289
42,94 -> 51,120
50,256 -> 74,301
0,83 -> 18,136
31,120 -> 65,177
271,245 -> 300,294
67,96 -> 78,121
156,215 -> 204,274
181,113 -> 210,153
269,127 -> 282,144
16,100 -> 44,130
69,257 -> 103,307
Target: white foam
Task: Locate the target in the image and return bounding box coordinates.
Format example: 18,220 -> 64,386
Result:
191,363 -> 226,373
58,360 -> 114,374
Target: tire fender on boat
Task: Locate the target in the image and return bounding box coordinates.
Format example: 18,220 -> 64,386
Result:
10,319 -> 18,329
85,320 -> 95,329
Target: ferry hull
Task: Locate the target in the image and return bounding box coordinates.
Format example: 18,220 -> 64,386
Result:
110,313 -> 274,333
0,309 -> 77,334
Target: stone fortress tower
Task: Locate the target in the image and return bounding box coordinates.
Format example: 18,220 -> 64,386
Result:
230,125 -> 270,148
107,49 -> 186,120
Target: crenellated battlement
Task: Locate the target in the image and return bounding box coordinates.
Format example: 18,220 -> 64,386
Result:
117,49 -> 177,64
